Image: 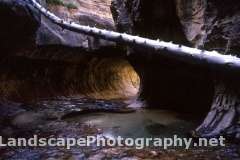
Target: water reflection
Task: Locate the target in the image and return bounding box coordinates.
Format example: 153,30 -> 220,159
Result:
65,109 -> 197,138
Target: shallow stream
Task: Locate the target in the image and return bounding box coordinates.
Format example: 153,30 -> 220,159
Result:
0,98 -> 238,160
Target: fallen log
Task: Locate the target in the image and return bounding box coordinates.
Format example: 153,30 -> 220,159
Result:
27,0 -> 240,71
27,0 -> 240,139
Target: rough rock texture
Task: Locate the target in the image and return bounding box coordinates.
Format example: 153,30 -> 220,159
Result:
196,78 -> 240,137
0,0 -> 139,101
0,0 -> 116,51
176,0 -> 206,47
37,0 -> 116,50
110,0 -> 133,33
0,50 -> 140,102
111,0 -> 240,137
111,0 -> 213,113
175,0 -> 240,137
176,0 -> 240,53
111,0 -> 188,43
2,0 -> 240,139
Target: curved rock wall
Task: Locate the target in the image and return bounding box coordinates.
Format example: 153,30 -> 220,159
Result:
175,0 -> 240,137
111,0 -> 214,113
110,0 -> 240,137
1,0 -> 240,119
0,51 -> 139,102
0,0 -> 140,102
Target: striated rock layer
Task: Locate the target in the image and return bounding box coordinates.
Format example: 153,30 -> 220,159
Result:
1,0 -> 240,138
0,0 -> 140,101
111,0 -> 240,138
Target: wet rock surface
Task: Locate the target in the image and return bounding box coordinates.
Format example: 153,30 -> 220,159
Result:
111,0 -> 214,113
0,99 -> 239,160
1,0 -> 240,159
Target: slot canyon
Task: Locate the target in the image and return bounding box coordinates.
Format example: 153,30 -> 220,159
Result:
0,0 -> 240,159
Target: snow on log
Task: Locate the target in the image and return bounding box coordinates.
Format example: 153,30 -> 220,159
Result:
28,0 -> 240,70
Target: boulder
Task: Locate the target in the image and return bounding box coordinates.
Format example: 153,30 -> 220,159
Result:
0,0 -> 116,51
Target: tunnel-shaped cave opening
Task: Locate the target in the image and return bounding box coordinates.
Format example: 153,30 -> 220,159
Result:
75,57 -> 140,100
0,54 -> 140,102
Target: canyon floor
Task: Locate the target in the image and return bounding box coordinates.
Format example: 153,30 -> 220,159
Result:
0,98 -> 239,160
